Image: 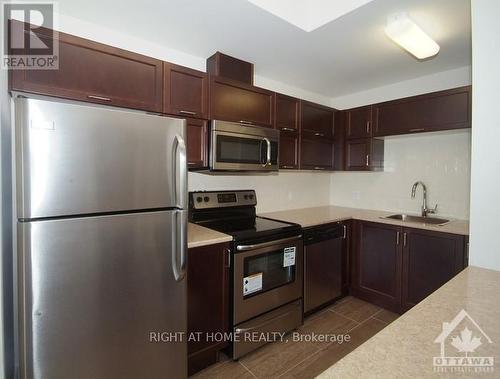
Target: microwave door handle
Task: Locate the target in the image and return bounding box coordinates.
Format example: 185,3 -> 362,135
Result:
172,134 -> 187,209
263,137 -> 271,166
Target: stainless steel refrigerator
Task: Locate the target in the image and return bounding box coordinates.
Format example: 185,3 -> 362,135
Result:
14,96 -> 188,378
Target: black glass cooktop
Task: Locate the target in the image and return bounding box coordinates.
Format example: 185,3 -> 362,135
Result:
197,216 -> 301,243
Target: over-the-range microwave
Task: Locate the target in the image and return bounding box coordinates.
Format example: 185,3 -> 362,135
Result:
209,120 -> 279,172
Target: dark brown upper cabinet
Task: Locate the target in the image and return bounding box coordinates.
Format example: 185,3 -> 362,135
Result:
374,86 -> 471,137
275,94 -> 300,169
333,111 -> 346,170
207,52 -> 254,85
300,138 -> 334,170
345,138 -> 384,171
186,118 -> 208,169
346,106 -> 373,139
163,62 -> 208,119
301,101 -> 335,139
402,228 -> 466,311
9,25 -> 162,112
208,75 -> 274,127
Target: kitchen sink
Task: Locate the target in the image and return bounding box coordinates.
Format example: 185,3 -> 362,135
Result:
384,214 -> 450,225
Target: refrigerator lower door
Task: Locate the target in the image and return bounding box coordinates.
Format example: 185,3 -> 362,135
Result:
15,97 -> 187,219
17,210 -> 187,379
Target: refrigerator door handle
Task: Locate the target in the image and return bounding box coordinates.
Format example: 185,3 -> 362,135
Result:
172,134 -> 187,209
172,210 -> 187,282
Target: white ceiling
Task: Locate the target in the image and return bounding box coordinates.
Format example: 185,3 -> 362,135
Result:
57,0 -> 471,98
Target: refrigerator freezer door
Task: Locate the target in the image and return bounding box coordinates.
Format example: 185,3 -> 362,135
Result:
17,211 -> 187,379
15,97 -> 187,219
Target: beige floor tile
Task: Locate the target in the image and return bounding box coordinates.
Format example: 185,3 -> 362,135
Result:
329,296 -> 381,323
280,318 -> 387,379
191,360 -> 255,379
373,308 -> 400,324
239,331 -> 320,378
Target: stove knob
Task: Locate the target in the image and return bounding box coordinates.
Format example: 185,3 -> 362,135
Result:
204,196 -> 210,202
249,194 -> 254,200
196,196 -> 202,203
244,195 -> 248,200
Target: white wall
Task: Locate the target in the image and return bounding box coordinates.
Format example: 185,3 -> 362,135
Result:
468,0 -> 500,271
331,130 -> 471,219
331,66 -> 471,109
189,171 -> 331,213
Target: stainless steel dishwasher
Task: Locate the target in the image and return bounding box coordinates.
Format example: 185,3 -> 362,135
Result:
303,222 -> 346,314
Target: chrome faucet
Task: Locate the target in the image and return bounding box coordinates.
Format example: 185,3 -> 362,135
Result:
411,181 -> 437,217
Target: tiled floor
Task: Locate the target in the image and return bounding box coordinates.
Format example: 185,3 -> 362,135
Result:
192,296 -> 399,379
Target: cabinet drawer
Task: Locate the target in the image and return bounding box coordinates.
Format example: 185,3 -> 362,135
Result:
10,26 -> 162,112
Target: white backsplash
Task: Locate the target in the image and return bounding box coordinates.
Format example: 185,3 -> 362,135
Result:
188,171 -> 332,213
330,130 -> 471,219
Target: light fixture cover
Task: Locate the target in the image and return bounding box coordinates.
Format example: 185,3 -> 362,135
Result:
385,13 -> 440,60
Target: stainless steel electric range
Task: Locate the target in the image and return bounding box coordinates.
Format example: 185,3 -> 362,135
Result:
189,190 -> 304,359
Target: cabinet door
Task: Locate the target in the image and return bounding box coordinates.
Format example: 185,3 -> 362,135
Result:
188,243 -> 230,375
163,62 -> 208,119
352,221 -> 402,312
345,138 -> 384,171
186,118 -> 208,169
301,101 -> 334,139
10,26 -> 162,112
300,137 -> 334,170
275,94 -> 300,169
346,106 -> 372,139
402,228 -> 466,310
374,86 -> 471,137
209,76 -> 274,127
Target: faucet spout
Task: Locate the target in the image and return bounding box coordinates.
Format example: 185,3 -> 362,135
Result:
411,181 -> 436,217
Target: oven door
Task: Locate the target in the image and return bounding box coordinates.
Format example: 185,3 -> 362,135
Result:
210,130 -> 279,171
233,236 -> 303,325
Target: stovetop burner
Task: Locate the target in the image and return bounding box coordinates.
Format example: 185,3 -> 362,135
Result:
189,190 -> 302,244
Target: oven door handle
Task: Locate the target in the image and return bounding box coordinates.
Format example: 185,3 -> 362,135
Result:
235,309 -> 295,334
236,235 -> 302,251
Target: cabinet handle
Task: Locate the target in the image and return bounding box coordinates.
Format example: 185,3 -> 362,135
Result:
409,128 -> 425,132
179,110 -> 197,116
365,154 -> 370,167
187,162 -> 197,166
396,231 -> 400,245
313,166 -> 326,170
343,225 -> 347,239
225,248 -> 231,268
403,232 -> 407,247
281,165 -> 296,169
281,127 -> 297,132
366,121 -> 370,134
314,132 -> 324,137
239,120 -> 253,125
87,95 -> 111,102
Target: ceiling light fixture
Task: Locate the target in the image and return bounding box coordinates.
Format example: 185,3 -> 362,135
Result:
385,12 -> 440,60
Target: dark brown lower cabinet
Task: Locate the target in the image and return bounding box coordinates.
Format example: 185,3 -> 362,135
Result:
186,118 -> 208,169
351,221 -> 402,312
402,228 -> 467,311
352,221 -> 467,313
188,242 -> 230,375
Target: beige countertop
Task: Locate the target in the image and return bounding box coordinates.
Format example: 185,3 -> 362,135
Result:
318,266 -> 500,378
260,205 -> 469,235
188,222 -> 232,249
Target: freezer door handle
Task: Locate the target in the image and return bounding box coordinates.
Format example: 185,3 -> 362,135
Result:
172,134 -> 187,209
172,210 -> 187,282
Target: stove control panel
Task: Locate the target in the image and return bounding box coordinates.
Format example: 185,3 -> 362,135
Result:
189,190 -> 257,210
